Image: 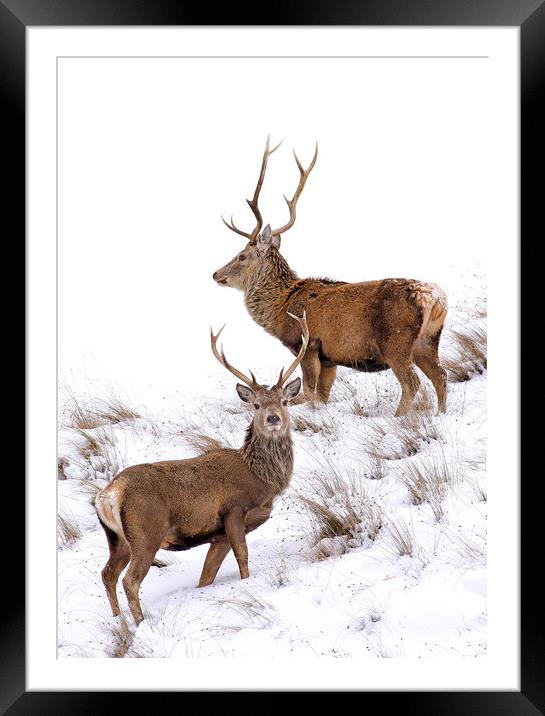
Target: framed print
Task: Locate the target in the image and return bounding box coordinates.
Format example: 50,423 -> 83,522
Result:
10,0 -> 540,710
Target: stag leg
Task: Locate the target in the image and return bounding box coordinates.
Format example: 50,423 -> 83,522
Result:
388,358 -> 420,417
245,500 -> 273,532
122,547 -> 158,625
317,365 -> 337,402
224,509 -> 250,580
100,522 -> 131,617
413,334 -> 447,413
199,501 -> 273,587
198,541 -> 232,587
122,530 -> 164,625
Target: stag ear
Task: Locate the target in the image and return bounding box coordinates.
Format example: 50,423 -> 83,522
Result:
258,224 -> 281,250
283,377 -> 301,400
236,383 -> 255,403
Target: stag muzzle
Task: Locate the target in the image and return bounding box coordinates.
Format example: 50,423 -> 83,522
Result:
212,270 -> 228,286
266,413 -> 282,432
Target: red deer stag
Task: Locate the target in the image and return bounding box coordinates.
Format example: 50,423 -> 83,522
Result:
95,312 -> 308,624
213,137 -> 448,416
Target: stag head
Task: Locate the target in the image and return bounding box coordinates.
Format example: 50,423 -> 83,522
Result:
210,312 -> 309,436
212,136 -> 318,291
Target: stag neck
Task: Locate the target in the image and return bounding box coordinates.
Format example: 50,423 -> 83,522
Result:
240,420 -> 294,495
249,248 -> 296,291
244,249 -> 297,332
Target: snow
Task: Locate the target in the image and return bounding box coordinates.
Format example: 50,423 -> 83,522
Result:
58,267 -> 486,659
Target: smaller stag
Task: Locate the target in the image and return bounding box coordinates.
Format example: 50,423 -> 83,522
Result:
213,137 -> 448,416
95,313 -> 309,624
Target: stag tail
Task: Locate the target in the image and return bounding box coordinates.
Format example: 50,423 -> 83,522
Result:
95,487 -> 125,537
413,283 -> 448,337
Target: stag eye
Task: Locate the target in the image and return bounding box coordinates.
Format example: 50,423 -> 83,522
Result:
254,403 -> 260,410
239,254 -> 246,262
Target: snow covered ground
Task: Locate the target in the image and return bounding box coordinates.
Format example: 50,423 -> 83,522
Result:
57,268 -> 486,659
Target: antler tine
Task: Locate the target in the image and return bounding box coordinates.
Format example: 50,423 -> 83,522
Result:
271,142 -> 318,238
210,325 -> 257,388
247,135 -> 283,244
222,136 -> 283,245
221,214 -> 252,239
276,311 -> 310,387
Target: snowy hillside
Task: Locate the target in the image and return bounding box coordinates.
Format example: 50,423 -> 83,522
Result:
57,270 -> 486,659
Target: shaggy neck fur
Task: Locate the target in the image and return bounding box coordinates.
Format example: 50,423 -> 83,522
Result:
244,248 -> 297,333
241,420 -> 294,494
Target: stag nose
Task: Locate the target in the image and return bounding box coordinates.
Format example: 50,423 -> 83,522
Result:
267,414 -> 281,425
212,271 -> 218,281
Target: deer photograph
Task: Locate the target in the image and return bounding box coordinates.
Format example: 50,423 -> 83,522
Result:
95,313 -> 308,624
55,37 -> 493,666
213,137 -> 449,416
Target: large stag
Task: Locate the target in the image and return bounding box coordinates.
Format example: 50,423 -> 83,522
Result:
95,313 -> 308,624
213,137 -> 448,416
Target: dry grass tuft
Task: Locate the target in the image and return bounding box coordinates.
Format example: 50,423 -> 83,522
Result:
291,410 -> 338,436
265,557 -> 294,589
174,407 -> 240,448
58,512 -> 82,547
385,516 -> 416,557
62,386 -> 142,430
95,398 -> 141,426
210,586 -> 277,631
398,412 -> 444,447
364,411 -> 444,461
184,432 -> 227,455
298,469 -> 383,560
400,456 -> 459,522
443,323 -> 487,383
72,425 -> 123,481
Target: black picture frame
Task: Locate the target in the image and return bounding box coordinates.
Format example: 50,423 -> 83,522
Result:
8,0 -> 538,711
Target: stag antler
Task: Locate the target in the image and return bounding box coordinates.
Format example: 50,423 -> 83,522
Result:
211,314 -> 308,390
271,144 -> 318,237
210,325 -> 258,388
276,311 -> 309,387
221,135 -> 282,245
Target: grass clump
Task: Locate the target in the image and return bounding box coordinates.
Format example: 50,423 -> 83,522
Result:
385,516 -> 416,557
443,323 -> 487,383
58,511 -> 82,548
62,386 -> 142,430
298,469 -> 383,560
